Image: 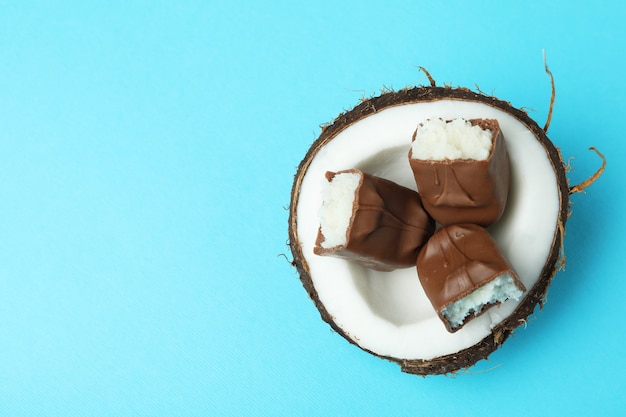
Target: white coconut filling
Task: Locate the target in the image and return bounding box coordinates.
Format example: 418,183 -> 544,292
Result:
297,100 -> 560,360
441,273 -> 524,330
411,118 -> 492,161
318,172 -> 361,248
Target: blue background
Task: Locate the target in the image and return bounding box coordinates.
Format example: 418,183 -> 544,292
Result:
0,1 -> 623,415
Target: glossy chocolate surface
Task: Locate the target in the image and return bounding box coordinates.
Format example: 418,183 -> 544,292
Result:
314,170 -> 435,271
416,224 -> 525,332
409,119 -> 510,227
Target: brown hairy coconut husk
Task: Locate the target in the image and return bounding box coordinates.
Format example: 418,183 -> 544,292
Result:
288,69 -> 604,376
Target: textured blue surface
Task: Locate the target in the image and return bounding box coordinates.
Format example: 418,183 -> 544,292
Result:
0,1 -> 623,415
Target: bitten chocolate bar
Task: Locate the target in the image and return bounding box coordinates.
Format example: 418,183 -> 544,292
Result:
409,118 -> 510,227
416,224 -> 525,332
314,169 -> 435,272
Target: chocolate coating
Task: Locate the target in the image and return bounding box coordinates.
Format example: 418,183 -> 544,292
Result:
417,224 -> 525,332
314,169 -> 435,271
409,119 -> 510,227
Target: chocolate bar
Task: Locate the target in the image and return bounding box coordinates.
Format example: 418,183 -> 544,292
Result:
416,224 -> 525,332
314,169 -> 435,271
409,119 -> 510,227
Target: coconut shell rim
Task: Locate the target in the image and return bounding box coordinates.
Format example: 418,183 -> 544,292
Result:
288,86 -> 570,376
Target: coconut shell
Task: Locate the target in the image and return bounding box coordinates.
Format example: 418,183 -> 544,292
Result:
288,86 -> 570,376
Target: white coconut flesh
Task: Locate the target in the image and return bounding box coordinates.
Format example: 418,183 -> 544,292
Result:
296,99 -> 560,360
411,117 -> 493,161
318,171 -> 361,249
442,273 -> 524,331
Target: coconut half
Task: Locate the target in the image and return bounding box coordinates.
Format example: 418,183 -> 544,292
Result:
289,86 -> 571,375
